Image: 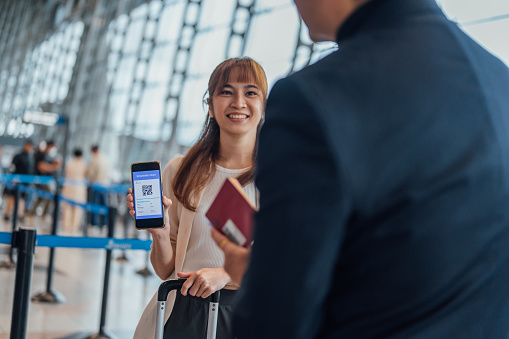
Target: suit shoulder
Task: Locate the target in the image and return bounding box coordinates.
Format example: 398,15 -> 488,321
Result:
286,51 -> 346,87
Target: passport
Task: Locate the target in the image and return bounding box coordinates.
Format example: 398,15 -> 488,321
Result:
206,177 -> 257,248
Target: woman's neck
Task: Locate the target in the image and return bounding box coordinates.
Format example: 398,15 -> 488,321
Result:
216,132 -> 255,169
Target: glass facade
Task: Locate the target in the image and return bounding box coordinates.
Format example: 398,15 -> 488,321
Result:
0,0 -> 507,180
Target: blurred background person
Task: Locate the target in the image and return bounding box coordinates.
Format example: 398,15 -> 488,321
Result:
0,145 -> 3,209
3,140 -> 35,223
87,144 -> 110,231
61,148 -> 87,234
30,140 -> 62,220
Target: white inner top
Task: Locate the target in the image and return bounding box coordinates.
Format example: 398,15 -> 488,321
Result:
181,165 -> 257,273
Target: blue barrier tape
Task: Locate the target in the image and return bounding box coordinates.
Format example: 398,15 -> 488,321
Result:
60,196 -> 108,216
0,174 -> 129,194
0,232 -> 11,245
91,183 -> 130,193
4,182 -> 55,199
0,232 -> 151,251
0,174 -> 55,185
57,178 -> 130,193
3,183 -> 109,216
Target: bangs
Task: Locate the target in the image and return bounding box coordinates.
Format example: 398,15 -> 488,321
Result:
211,58 -> 268,100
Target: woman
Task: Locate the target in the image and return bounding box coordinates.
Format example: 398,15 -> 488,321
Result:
129,57 -> 267,339
61,148 -> 87,234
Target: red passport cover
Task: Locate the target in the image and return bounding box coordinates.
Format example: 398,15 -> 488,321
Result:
206,177 -> 257,248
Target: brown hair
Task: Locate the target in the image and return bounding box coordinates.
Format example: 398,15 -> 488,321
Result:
173,57 -> 268,211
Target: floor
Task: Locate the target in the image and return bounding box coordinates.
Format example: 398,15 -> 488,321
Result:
0,201 -> 160,339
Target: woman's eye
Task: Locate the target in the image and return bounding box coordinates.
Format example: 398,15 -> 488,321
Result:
246,91 -> 258,96
220,90 -> 232,95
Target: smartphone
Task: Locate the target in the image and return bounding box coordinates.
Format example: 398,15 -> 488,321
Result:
131,161 -> 164,229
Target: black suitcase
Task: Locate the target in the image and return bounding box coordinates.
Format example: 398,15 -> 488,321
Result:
155,279 -> 221,339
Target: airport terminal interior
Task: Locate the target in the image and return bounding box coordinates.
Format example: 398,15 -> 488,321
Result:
0,0 -> 508,337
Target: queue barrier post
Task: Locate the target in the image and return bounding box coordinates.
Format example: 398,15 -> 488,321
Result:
10,228 -> 37,339
0,185 -> 20,269
136,232 -> 153,277
115,210 -> 130,262
86,206 -> 118,339
31,180 -> 66,304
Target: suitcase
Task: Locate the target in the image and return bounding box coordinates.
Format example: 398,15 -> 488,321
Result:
155,279 -> 221,339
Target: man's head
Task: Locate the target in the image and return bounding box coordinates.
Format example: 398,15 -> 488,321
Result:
91,145 -> 99,154
73,148 -> 83,158
23,140 -> 33,153
45,140 -> 55,153
293,0 -> 371,42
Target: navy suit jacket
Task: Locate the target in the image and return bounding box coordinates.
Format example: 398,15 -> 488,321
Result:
234,0 -> 509,338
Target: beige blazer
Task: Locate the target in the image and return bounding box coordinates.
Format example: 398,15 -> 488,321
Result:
133,156 -> 204,339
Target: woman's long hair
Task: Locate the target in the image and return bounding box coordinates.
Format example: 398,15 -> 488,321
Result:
173,57 -> 268,211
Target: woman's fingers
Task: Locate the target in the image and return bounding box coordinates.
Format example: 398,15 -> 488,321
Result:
211,228 -> 250,285
177,271 -> 192,278
162,196 -> 172,207
179,272 -> 195,296
177,269 -> 220,298
126,189 -> 135,219
188,276 -> 202,296
196,284 -> 213,298
211,227 -> 227,246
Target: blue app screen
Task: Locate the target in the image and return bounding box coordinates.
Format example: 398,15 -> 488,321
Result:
133,170 -> 163,220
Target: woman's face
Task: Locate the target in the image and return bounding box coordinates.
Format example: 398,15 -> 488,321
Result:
209,68 -> 264,138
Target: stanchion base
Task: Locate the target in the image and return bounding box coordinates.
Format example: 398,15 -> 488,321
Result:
0,260 -> 15,269
31,289 -> 67,303
136,267 -> 152,277
57,331 -> 117,339
85,330 -> 117,339
115,253 -> 129,262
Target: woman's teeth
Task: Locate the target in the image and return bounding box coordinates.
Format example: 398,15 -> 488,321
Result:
228,114 -> 248,119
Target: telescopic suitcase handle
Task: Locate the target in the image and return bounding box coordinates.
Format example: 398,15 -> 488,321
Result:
155,279 -> 221,339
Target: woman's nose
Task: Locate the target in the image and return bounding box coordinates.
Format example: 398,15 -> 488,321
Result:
231,94 -> 246,108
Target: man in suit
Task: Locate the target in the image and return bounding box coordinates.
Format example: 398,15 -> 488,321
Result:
212,0 -> 509,337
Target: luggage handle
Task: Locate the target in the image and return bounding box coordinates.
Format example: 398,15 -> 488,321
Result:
155,279 -> 221,339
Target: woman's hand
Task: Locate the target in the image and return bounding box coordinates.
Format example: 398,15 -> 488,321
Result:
211,228 -> 251,286
177,268 -> 231,298
126,188 -> 172,238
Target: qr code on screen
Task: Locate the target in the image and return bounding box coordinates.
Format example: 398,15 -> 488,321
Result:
142,185 -> 153,196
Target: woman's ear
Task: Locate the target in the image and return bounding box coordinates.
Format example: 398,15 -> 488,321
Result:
207,98 -> 214,118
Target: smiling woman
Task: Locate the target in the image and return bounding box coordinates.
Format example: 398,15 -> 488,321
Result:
174,57 -> 267,212
208,69 -> 265,141
129,57 -> 268,339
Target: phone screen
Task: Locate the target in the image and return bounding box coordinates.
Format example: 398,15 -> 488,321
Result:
131,162 -> 164,229
133,170 -> 162,219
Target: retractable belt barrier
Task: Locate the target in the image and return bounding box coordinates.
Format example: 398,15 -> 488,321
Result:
0,232 -> 152,250
0,174 -> 130,216
0,174 -> 130,193
3,227 -> 152,339
0,174 -> 55,185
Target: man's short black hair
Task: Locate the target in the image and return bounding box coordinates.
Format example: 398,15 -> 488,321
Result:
91,145 -> 99,152
46,140 -> 55,146
73,148 -> 83,157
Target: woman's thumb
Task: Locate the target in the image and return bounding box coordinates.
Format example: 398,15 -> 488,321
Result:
162,196 -> 172,207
